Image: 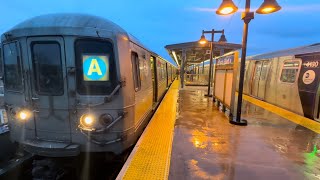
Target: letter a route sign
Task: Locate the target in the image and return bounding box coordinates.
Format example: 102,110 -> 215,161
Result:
83,54 -> 109,81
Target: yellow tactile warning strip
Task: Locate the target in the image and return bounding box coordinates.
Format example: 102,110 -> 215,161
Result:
116,80 -> 179,180
242,94 -> 320,134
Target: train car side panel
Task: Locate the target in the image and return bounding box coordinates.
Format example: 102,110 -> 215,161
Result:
296,53 -> 320,119
130,44 -> 153,131
156,58 -> 167,100
275,57 -> 304,115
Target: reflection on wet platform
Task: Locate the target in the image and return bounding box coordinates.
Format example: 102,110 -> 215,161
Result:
170,86 -> 320,180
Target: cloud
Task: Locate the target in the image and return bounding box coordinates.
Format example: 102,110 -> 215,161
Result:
190,7 -> 215,12
282,4 -> 320,12
190,4 -> 320,13
189,7 -> 243,13
258,29 -> 320,39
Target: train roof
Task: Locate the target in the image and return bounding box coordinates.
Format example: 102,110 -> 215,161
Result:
247,43 -> 320,60
1,13 -> 176,67
1,13 -> 130,40
156,54 -> 178,67
0,13 -> 151,53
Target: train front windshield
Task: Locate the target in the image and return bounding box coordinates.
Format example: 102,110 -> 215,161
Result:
3,42 -> 23,91
75,39 -> 116,95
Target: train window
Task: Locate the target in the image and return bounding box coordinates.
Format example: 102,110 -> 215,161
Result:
254,61 -> 262,80
0,47 -> 3,96
161,64 -> 165,79
131,52 -> 141,91
150,56 -> 154,81
75,39 -> 116,95
3,42 -> 23,91
0,47 -> 2,76
157,61 -> 161,80
31,42 -> 63,95
260,61 -> 270,81
280,61 -> 300,83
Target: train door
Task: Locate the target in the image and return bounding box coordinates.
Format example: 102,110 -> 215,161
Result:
251,61 -> 270,99
150,56 -> 158,103
257,61 -> 270,99
166,63 -> 168,87
171,66 -> 173,82
27,36 -> 71,142
251,61 -> 262,97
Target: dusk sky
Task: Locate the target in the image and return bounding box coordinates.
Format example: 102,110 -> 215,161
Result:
0,0 -> 319,64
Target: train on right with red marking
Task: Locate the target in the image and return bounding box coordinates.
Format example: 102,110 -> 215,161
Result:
242,43 -> 320,121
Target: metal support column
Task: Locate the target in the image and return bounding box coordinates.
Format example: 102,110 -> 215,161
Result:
202,61 -> 205,74
230,0 -> 252,126
205,31 -> 214,97
180,49 -> 186,88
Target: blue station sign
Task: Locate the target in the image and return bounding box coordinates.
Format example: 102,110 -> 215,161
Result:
216,55 -> 234,66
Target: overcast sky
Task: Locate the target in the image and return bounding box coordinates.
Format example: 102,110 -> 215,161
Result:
0,0 -> 319,64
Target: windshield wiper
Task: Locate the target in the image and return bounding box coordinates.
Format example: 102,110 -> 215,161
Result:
104,84 -> 121,102
77,78 -> 125,107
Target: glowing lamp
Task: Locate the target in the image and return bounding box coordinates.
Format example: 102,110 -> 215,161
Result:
216,0 -> 238,15
256,0 -> 281,14
19,111 -> 28,120
84,116 -> 93,125
198,34 -> 208,45
17,109 -> 31,121
80,114 -> 95,128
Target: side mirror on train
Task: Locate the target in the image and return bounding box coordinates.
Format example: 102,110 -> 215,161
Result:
0,76 -> 3,81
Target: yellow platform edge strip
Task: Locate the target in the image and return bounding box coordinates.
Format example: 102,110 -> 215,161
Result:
117,80 -> 179,180
242,94 -> 320,134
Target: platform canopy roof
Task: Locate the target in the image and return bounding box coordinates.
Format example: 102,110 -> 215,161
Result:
165,41 -> 242,67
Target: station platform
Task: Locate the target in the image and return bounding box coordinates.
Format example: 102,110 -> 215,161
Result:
117,80 -> 320,180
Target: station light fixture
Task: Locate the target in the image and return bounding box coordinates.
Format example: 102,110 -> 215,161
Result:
172,51 -> 180,67
215,0 -> 281,126
218,33 -> 227,43
198,29 -> 226,97
256,0 -> 281,14
216,0 -> 238,15
216,0 -> 281,16
198,34 -> 208,45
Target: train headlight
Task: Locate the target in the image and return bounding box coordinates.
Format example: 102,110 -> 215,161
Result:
17,109 -> 31,121
99,114 -> 113,126
80,114 -> 96,128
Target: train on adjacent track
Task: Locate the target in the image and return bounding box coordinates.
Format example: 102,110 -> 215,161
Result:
242,44 -> 320,121
192,44 -> 320,122
1,13 -> 177,177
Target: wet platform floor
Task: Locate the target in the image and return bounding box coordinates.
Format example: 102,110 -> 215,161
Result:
169,86 -> 320,180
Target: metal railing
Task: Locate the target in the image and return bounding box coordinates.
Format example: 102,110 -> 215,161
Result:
184,73 -> 209,86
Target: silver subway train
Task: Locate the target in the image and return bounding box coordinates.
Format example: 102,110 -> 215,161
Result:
242,44 -> 320,121
193,44 -> 320,122
1,13 -> 176,165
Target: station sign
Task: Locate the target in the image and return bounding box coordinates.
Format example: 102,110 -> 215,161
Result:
83,54 -> 109,81
213,51 -> 239,118
216,54 -> 234,69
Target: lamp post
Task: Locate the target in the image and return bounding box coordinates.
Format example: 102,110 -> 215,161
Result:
198,29 -> 227,97
215,0 -> 281,126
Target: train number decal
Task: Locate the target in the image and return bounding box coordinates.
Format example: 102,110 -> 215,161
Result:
302,61 -> 319,68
